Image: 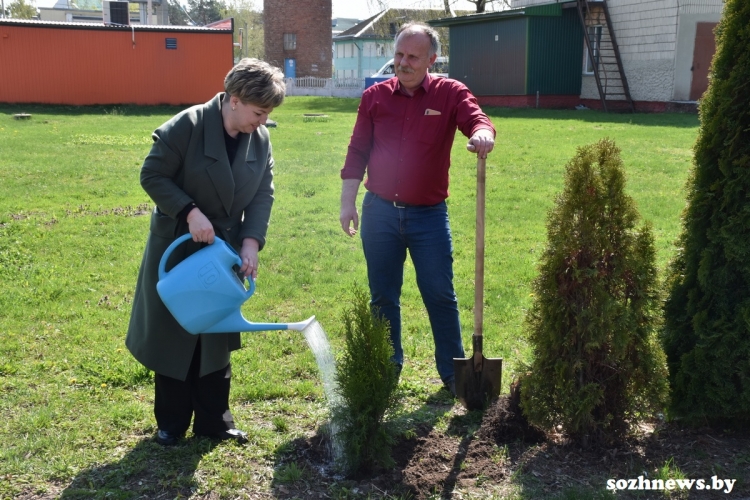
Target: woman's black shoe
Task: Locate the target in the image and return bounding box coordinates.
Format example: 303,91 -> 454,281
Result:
156,429 -> 182,446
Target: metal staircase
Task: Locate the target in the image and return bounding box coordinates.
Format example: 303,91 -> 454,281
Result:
576,0 -> 635,112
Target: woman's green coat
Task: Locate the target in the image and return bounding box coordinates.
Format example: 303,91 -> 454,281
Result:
126,93 -> 274,380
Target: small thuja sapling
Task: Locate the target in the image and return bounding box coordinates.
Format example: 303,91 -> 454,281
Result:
332,286 -> 401,474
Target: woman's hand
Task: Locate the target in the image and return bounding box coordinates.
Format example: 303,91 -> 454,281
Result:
187,207 -> 215,244
239,238 -> 260,280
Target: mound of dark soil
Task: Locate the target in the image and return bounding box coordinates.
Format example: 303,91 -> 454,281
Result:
273,392 -> 548,499
396,392 -> 546,499
274,390 -> 750,500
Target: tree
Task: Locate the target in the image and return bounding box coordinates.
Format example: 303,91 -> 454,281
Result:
520,139 -> 669,444
186,0 -> 224,25
7,0 -> 36,18
76,0 -> 101,9
167,0 -> 191,25
332,286 -> 400,474
466,0 -> 489,13
661,0 -> 750,425
463,0 -> 511,13
224,0 -> 263,59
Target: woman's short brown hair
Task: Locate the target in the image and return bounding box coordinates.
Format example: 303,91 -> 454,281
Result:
224,58 -> 286,108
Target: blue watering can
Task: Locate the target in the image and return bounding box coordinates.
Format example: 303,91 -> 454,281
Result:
156,234 -> 315,334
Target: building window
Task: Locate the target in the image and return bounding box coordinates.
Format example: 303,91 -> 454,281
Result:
165,38 -> 177,49
284,33 -> 297,51
363,42 -> 375,57
583,25 -> 602,74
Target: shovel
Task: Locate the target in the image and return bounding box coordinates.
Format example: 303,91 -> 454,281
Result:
453,156 -> 503,411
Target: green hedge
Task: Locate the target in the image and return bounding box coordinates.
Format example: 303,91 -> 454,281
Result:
662,0 -> 750,424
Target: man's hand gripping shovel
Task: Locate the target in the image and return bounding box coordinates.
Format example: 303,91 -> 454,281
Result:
453,146 -> 503,411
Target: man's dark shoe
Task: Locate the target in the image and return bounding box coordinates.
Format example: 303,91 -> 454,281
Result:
444,379 -> 457,398
198,428 -> 249,444
155,429 -> 182,446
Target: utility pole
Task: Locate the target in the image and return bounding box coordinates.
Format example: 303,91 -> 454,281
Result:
243,21 -> 248,58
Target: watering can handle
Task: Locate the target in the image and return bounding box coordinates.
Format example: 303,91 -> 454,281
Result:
158,234 -> 194,281
157,234 -> 256,297
245,276 -> 256,298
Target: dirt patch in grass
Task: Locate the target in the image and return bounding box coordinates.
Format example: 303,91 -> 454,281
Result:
274,393 -> 750,499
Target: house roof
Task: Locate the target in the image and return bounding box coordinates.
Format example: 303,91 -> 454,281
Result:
334,10 -> 383,39
332,17 -> 362,35
334,8 -> 470,41
0,17 -> 232,32
205,18 -> 233,30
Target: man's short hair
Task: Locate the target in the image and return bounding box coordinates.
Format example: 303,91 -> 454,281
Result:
395,22 -> 439,57
224,58 -> 286,109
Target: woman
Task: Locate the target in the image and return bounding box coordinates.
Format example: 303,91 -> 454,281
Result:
126,58 -> 285,446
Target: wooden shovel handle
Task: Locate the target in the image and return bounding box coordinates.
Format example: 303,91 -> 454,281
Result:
474,156 -> 486,345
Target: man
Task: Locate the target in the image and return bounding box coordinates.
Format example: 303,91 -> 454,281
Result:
339,22 -> 495,395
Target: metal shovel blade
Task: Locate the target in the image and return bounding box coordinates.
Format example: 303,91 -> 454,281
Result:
454,336 -> 502,411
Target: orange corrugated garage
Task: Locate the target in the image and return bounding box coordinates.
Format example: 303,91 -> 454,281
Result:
0,19 -> 234,106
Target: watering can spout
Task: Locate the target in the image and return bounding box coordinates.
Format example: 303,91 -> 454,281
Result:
286,315 -> 317,331
202,311 -> 316,334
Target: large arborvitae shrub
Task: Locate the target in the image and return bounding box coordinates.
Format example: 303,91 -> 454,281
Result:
332,286 -> 400,474
662,0 -> 750,424
521,139 -> 669,442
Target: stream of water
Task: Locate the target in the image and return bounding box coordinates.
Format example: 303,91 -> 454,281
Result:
302,320 -> 343,463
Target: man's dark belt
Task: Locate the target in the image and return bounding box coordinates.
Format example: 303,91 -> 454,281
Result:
392,200 -> 420,208
373,193 -> 422,208
370,191 -> 439,208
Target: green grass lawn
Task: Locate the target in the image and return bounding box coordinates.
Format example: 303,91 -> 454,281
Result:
0,99 -> 699,499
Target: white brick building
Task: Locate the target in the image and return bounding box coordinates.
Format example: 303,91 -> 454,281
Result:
510,0 -> 723,104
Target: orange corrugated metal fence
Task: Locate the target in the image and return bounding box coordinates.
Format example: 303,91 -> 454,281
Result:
0,22 -> 234,106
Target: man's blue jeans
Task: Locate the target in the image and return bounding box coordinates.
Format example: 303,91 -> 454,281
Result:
360,191 -> 465,384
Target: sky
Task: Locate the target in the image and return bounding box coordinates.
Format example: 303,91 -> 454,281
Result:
33,0 -> 503,17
